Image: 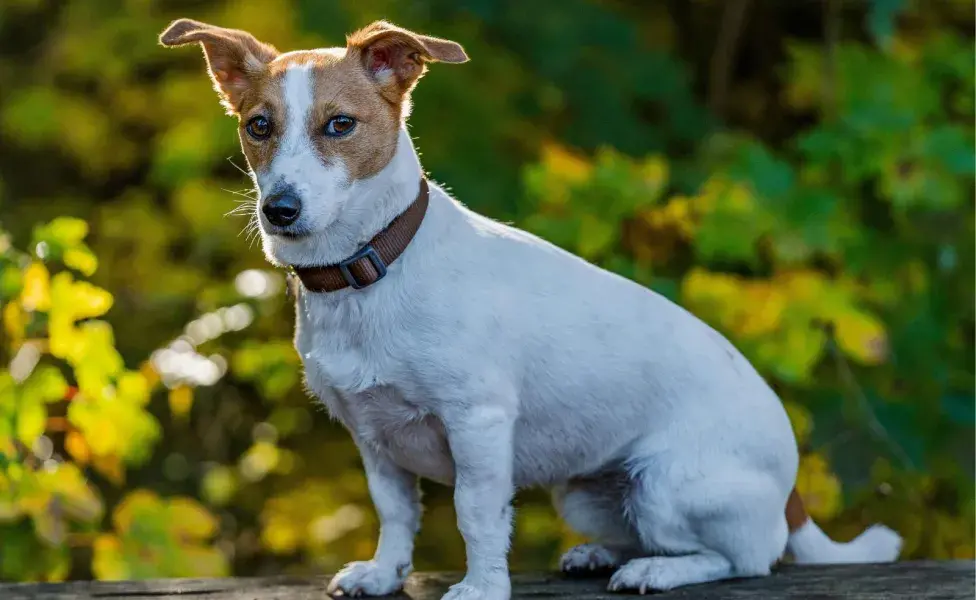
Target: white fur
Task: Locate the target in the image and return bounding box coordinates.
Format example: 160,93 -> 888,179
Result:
257,63 -> 352,266
250,68 -> 901,599
788,521 -> 903,564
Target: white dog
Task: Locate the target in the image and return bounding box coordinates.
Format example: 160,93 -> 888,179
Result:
160,19 -> 902,599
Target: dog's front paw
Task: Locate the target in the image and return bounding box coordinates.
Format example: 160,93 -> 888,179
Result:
327,560 -> 407,597
560,543 -> 621,573
440,578 -> 511,600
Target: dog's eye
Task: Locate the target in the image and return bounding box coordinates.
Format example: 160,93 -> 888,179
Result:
324,115 -> 356,137
246,116 -> 272,140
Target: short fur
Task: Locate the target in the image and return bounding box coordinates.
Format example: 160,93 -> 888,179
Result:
160,19 -> 902,600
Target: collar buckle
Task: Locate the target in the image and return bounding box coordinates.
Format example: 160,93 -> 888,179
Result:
338,244 -> 387,290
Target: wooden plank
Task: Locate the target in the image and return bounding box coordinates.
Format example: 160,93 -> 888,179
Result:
0,561 -> 972,600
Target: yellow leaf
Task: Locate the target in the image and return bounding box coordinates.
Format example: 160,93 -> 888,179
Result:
38,217 -> 88,245
112,490 -> 161,534
541,142 -> 592,184
91,453 -> 125,486
49,272 -> 113,322
239,441 -> 279,482
168,497 -> 218,539
47,314 -> 78,360
834,310 -> 889,365
65,430 -> 90,465
691,176 -> 755,215
201,466 -> 237,507
139,360 -> 160,389
92,534 -> 129,581
23,365 -> 68,403
63,247 -> 98,277
796,453 -> 842,520
168,386 -> 193,420
261,519 -> 300,553
0,499 -> 22,521
738,284 -> 786,336
20,262 -> 50,312
16,401 -> 46,446
118,372 -> 150,406
780,269 -> 827,303
3,301 -> 27,347
18,480 -> 52,516
79,414 -> 119,458
640,155 -> 669,197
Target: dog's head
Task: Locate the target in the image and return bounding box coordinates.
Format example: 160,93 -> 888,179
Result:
159,19 -> 467,266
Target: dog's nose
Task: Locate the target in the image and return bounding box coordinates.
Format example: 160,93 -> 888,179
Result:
262,192 -> 301,227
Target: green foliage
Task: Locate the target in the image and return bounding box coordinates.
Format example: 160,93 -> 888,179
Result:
0,0 -> 972,583
93,491 -> 228,580
0,225 -> 227,580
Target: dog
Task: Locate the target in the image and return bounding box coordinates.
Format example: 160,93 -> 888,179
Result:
159,19 -> 903,600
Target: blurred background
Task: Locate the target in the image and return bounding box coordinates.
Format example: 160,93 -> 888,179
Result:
0,0 -> 973,583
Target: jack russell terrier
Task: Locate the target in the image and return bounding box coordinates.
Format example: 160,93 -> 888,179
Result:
159,19 -> 902,600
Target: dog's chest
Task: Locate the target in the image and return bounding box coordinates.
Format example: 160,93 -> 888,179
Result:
327,387 -> 455,485
295,292 -> 455,484
295,290 -> 396,392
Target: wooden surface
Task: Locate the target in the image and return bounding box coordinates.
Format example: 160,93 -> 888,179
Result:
1,562 -> 973,599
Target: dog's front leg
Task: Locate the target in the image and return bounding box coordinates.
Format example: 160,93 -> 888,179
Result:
441,405 -> 515,600
327,442 -> 420,597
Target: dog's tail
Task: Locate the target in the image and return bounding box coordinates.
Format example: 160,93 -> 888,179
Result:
784,489 -> 902,564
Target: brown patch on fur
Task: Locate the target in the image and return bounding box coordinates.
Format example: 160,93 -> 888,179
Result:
236,92 -> 284,174
309,52 -> 402,180
785,488 -> 809,532
161,19 -> 468,184
231,49 -> 402,181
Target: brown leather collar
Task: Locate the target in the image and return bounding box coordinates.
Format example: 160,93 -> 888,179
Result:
291,179 -> 429,293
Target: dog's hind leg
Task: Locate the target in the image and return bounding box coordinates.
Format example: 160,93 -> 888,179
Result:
609,458 -> 790,593
552,471 -> 641,573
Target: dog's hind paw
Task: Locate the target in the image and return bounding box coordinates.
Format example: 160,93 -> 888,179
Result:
607,554 -> 736,594
327,560 -> 406,597
559,544 -> 621,573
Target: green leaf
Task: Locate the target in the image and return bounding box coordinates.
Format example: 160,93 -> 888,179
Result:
16,401 -> 46,446
576,213 -> 617,260
731,143 -> 795,202
0,263 -> 24,300
21,366 -> 68,404
32,218 -> 98,275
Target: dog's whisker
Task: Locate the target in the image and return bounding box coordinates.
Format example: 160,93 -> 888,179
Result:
222,187 -> 259,199
226,156 -> 252,178
225,206 -> 255,218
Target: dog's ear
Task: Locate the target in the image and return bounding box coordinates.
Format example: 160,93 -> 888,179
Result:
159,19 -> 278,114
347,21 -> 468,100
